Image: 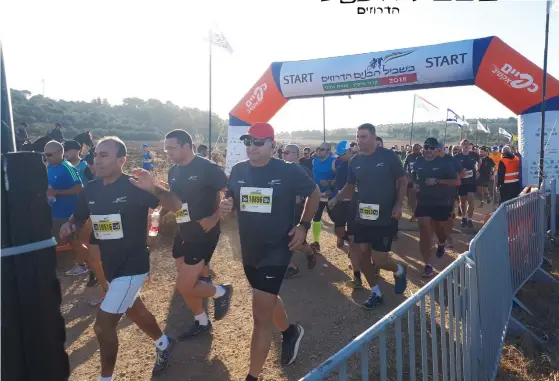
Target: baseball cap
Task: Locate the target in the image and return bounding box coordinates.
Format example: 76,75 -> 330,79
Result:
63,140 -> 81,151
335,140 -> 351,156
492,146 -> 498,151
424,137 -> 439,148
142,144 -> 149,148
240,122 -> 275,141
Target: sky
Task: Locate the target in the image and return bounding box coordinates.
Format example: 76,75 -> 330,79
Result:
2,0 -> 559,134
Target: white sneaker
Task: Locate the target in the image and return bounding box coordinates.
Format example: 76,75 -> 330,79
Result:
64,264 -> 88,276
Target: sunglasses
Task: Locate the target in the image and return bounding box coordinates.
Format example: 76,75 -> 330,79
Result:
282,151 -> 295,155
423,145 -> 437,151
243,138 -> 270,147
318,148 -> 330,152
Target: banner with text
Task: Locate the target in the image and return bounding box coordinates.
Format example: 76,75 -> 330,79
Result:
225,125 -> 249,176
278,40 -> 474,98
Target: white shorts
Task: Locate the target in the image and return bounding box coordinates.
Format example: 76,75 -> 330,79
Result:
100,273 -> 148,314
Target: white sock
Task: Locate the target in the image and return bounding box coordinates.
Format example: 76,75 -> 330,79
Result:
194,311 -> 209,326
395,264 -> 404,276
155,334 -> 169,351
99,377 -> 112,381
371,285 -> 382,297
213,285 -> 225,298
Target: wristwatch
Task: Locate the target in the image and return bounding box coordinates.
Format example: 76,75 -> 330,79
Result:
299,221 -> 311,231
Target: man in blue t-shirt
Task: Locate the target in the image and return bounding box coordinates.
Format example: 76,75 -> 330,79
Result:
330,140 -> 355,249
142,144 -> 155,171
45,140 -> 88,276
310,142 -> 335,252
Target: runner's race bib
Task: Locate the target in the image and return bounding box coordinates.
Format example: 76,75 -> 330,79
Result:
240,187 -> 273,213
91,214 -> 124,240
464,170 -> 474,178
176,203 -> 191,223
320,195 -> 328,203
359,203 -> 380,220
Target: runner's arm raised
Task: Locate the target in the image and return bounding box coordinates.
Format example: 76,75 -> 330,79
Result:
153,185 -> 182,211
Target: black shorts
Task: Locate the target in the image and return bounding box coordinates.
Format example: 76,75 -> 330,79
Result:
352,223 -> 393,252
172,233 -> 220,265
243,265 -> 288,295
329,201 -> 350,228
458,183 -> 477,196
415,204 -> 453,222
89,231 -> 99,245
477,177 -> 491,187
313,201 -> 334,222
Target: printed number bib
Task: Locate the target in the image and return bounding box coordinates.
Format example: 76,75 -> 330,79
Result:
176,203 -> 191,223
464,170 -> 474,179
240,187 -> 273,213
359,203 -> 380,221
91,214 -> 124,240
320,195 -> 328,203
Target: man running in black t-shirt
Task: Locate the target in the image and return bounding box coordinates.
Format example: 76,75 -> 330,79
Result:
219,123 -> 320,381
59,137 -> 183,379
477,146 -> 495,206
329,123 -> 408,309
412,138 -> 461,277
163,129 -> 233,339
454,139 -> 478,228
404,144 -> 422,222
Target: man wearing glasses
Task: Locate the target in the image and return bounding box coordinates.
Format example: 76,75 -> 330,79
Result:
219,122 -> 320,381
310,142 -> 336,252
298,146 -> 313,172
411,138 -> 461,277
44,140 -> 88,276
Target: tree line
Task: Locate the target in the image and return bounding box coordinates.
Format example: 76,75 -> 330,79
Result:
11,89 -> 518,146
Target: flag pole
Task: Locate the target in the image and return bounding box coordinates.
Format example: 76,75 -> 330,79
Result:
322,97 -> 326,143
208,28 -> 213,155
409,94 -> 416,146
538,1 -> 551,188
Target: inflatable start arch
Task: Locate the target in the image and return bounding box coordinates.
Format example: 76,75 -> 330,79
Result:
226,36 -> 559,191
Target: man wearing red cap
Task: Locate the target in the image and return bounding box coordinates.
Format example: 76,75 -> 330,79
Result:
219,122 -> 320,381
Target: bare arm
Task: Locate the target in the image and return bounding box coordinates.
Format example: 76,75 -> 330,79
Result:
53,184 -> 83,196
333,183 -> 355,203
154,185 -> 182,211
300,187 -> 321,223
394,176 -> 407,209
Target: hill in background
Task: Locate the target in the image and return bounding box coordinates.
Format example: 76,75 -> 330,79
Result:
11,89 -> 518,146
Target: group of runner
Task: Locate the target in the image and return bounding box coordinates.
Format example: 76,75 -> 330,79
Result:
46,121 -> 522,381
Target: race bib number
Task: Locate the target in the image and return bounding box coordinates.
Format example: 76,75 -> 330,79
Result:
176,203 -> 191,223
320,195 -> 328,203
91,214 -> 123,240
359,203 -> 380,221
464,170 -> 473,178
240,187 -> 273,213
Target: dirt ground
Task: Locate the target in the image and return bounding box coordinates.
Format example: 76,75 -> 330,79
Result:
59,198 -> 488,380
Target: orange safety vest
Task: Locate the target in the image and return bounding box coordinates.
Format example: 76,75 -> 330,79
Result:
489,152 -> 501,171
501,156 -> 520,184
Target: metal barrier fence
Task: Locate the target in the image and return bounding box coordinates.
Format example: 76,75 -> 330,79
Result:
301,254 -> 479,381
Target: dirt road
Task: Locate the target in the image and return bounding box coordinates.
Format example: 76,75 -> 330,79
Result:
61,205 -> 489,380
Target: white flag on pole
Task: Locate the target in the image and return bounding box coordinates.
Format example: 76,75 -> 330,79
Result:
499,127 -> 513,140
446,108 -> 469,128
476,120 -> 489,134
548,0 -> 558,14
210,30 -> 233,54
414,94 -> 439,113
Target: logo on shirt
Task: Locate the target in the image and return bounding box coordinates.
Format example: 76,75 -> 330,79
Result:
376,163 -> 385,167
170,178 -> 176,182
88,201 -> 95,205
188,176 -> 198,181
237,180 -> 245,184
268,179 -> 281,186
113,196 -> 127,204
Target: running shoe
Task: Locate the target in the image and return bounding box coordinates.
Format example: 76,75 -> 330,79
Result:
467,219 -> 474,229
307,253 -> 317,270
152,337 -> 176,377
460,217 -> 467,228
285,266 -> 300,279
213,284 -> 233,321
86,271 -> 99,287
422,265 -> 434,278
436,244 -> 445,258
394,265 -> 408,294
88,291 -> 106,307
178,320 -> 212,340
310,242 -> 321,253
361,293 -> 383,309
345,278 -> 363,289
281,324 -> 305,366
65,264 -> 88,276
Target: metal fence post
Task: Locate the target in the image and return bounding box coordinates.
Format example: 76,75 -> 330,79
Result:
550,177 -> 556,237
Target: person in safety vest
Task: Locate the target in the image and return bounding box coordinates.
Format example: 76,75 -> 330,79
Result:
497,145 -> 521,203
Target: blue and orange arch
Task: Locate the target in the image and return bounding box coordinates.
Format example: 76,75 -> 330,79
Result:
227,36 -> 559,188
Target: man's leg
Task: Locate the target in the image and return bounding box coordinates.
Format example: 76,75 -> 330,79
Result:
417,217 -> 435,278
345,236 -> 363,289
407,187 -> 417,221
311,202 -> 327,251
93,309 -> 122,378
466,192 -> 475,228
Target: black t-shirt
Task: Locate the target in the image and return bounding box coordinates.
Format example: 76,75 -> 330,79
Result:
226,158 -> 317,267
469,152 -> 480,162
168,156 -> 227,242
298,157 -> 313,172
347,147 -> 405,227
412,156 -> 458,206
404,153 -> 422,177
454,153 -> 477,185
73,174 -> 159,282
478,157 -> 495,180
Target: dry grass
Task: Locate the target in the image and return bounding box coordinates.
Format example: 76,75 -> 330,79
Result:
58,144 -> 559,380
